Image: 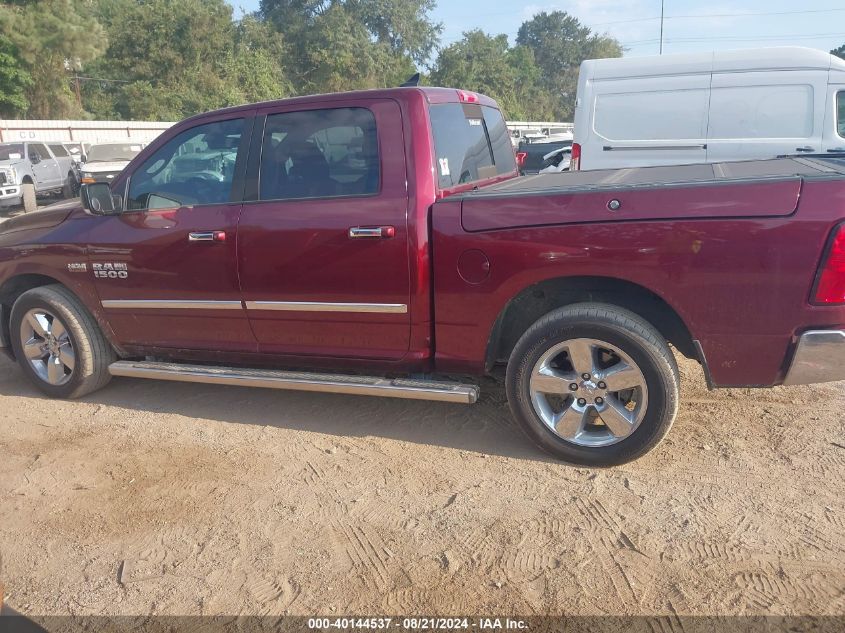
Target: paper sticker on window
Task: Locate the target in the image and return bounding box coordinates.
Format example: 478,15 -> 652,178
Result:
9,153 -> 21,160
468,118 -> 482,126
438,157 -> 450,176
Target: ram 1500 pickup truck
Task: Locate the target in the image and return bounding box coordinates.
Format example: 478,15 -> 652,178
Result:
1,87 -> 845,466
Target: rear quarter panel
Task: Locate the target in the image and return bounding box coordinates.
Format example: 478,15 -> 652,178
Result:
432,178 -> 845,387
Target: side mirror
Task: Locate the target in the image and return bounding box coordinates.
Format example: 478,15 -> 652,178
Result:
81,183 -> 123,215
30,152 -> 41,165
80,154 -> 87,163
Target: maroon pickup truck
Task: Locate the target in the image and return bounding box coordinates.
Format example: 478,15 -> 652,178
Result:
1,86 -> 845,466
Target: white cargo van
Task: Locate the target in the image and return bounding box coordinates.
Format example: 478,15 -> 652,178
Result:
572,47 -> 845,170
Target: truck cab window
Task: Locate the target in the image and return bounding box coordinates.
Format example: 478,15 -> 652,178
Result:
429,103 -> 515,189
127,118 -> 244,211
259,107 -> 379,201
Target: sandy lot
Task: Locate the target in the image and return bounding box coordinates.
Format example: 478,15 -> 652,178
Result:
0,351 -> 843,618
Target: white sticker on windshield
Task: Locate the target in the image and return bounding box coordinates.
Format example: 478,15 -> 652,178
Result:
9,153 -> 21,159
438,158 -> 450,176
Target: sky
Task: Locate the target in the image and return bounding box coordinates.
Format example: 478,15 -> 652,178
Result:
227,0 -> 845,61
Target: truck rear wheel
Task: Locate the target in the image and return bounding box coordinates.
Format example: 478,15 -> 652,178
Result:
21,182 -> 36,213
10,285 -> 115,399
506,303 -> 679,466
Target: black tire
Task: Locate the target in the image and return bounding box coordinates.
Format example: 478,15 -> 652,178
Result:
62,173 -> 75,198
10,285 -> 115,399
21,182 -> 36,213
506,302 -> 679,467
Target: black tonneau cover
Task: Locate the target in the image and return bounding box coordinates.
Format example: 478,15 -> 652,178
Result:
470,157 -> 845,198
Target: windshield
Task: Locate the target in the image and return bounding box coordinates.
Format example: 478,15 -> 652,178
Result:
87,143 -> 143,162
0,144 -> 25,161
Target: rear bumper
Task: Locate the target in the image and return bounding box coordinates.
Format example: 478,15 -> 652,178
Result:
783,330 -> 845,386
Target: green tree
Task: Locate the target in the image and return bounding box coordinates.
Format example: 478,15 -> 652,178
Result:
83,0 -> 292,120
0,0 -> 106,118
260,0 -> 440,93
429,30 -> 552,120
517,11 -> 621,119
0,33 -> 30,117
833,44 -> 845,61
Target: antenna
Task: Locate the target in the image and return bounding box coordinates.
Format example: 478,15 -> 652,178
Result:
400,73 -> 421,87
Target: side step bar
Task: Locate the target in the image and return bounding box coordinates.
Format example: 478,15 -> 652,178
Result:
108,361 -> 479,404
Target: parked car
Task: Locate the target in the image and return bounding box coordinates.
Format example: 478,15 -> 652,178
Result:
79,142 -> 144,185
516,140 -> 572,174
62,142 -> 90,189
2,86 -> 845,466
572,46 -> 845,170
0,141 -> 77,213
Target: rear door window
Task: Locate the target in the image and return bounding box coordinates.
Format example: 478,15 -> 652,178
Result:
429,103 -> 516,188
28,143 -> 50,161
49,144 -> 69,157
258,107 -> 380,201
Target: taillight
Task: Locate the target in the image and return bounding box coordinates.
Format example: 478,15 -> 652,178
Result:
516,151 -> 527,169
570,142 -> 581,171
813,224 -> 845,304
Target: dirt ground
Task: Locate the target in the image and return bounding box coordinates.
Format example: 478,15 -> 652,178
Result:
0,351 -> 843,618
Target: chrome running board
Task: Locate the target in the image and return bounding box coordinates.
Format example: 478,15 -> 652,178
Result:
108,361 -> 479,404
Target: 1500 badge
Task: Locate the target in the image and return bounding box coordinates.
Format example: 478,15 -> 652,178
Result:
93,262 -> 129,279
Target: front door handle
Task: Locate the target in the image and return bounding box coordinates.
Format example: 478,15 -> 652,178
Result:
827,148 -> 845,153
348,226 -> 395,239
795,146 -> 816,153
188,231 -> 227,243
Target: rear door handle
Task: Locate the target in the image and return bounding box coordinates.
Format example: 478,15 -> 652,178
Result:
188,231 -> 227,243
795,146 -> 816,152
827,148 -> 845,153
348,226 -> 395,239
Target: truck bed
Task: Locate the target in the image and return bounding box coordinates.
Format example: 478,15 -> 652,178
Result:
472,157 -> 845,196
460,157 -> 845,232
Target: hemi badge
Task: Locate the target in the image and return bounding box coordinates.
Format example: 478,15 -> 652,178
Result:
67,263 -> 87,272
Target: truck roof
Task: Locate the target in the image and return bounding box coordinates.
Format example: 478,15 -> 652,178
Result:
174,87 -> 501,127
581,46 -> 845,80
465,157 -> 845,198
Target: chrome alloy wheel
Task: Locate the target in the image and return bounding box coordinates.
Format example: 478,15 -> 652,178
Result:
19,309 -> 76,386
529,338 -> 648,447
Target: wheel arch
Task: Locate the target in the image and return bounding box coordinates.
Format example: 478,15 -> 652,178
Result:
20,175 -> 33,184
0,274 -> 122,361
485,275 -> 703,374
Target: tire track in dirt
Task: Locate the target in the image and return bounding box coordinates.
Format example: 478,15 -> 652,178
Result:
572,498 -> 645,607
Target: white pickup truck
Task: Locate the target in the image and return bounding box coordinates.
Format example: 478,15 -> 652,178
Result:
0,142 -> 77,213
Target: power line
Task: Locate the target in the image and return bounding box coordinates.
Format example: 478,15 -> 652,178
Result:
622,32 -> 845,47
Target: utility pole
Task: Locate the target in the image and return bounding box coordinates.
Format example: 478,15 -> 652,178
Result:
74,74 -> 83,108
659,0 -> 665,54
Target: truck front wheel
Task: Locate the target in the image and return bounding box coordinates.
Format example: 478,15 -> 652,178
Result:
21,182 -> 36,212
506,303 -> 679,466
10,285 -> 115,399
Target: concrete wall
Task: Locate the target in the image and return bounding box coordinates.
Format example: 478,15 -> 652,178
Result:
0,120 -> 175,144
